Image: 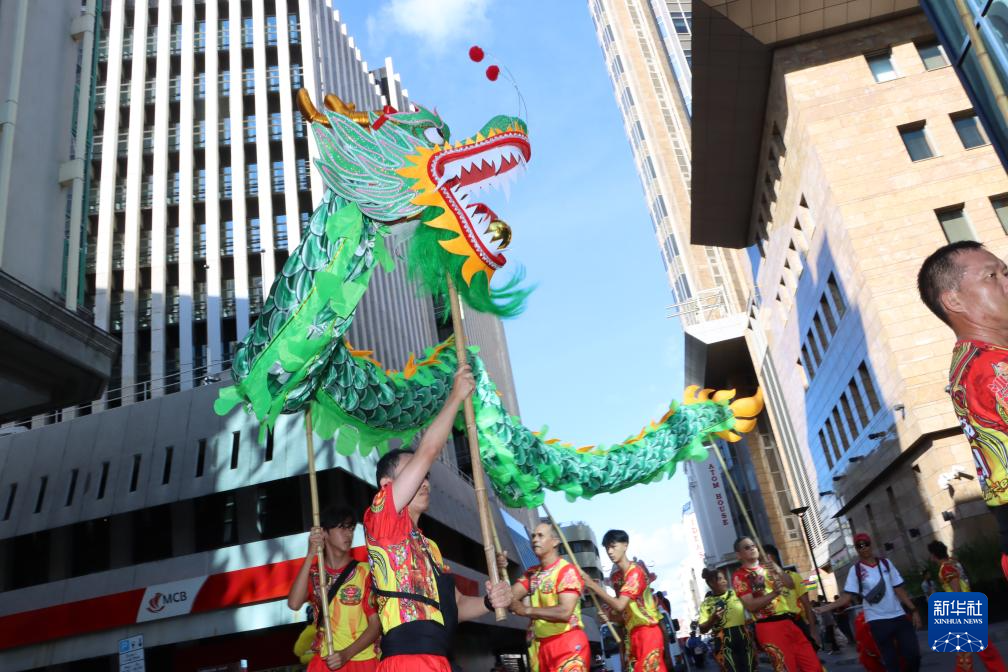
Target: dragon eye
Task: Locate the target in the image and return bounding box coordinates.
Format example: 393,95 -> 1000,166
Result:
423,126 -> 445,145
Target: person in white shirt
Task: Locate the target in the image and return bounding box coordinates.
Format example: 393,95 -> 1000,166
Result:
817,533 -> 921,672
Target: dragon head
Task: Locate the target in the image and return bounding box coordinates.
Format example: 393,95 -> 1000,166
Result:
301,91 -> 532,317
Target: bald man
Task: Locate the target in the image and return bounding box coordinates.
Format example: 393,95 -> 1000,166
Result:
508,523 -> 590,672
919,241 -> 1008,579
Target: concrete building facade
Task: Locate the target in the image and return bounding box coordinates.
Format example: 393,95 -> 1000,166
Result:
0,0 -> 118,420
693,0 -> 1008,584
0,2 -> 535,670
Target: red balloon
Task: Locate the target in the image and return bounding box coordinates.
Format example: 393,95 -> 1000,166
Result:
485,65 -> 500,81
469,45 -> 484,62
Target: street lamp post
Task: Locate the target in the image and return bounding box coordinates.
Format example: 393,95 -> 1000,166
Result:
790,505 -> 827,603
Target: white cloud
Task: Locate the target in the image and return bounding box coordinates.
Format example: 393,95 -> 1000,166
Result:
368,0 -> 491,54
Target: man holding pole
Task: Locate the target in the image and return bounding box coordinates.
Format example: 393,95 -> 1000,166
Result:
287,505 -> 380,671
363,365 -> 513,672
506,522 -> 591,672
731,536 -> 820,672
582,530 -> 668,672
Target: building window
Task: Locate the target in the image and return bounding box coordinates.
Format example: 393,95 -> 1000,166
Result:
866,50 -> 899,82
898,122 -> 936,161
247,163 -> 259,196
269,112 -> 283,141
271,160 -> 284,191
248,218 -> 261,252
857,363 -> 881,415
275,214 -> 288,249
826,274 -> 847,319
936,205 -> 975,242
819,429 -> 834,469
916,39 -> 949,70
951,111 -> 989,149
222,220 -> 234,256
991,195 -> 1008,234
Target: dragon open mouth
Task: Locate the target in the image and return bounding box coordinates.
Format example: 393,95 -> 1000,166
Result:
428,129 -> 531,270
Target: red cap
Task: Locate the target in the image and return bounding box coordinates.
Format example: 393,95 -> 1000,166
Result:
853,532 -> 872,545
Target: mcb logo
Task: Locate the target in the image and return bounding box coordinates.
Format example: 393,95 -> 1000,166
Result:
145,590 -> 190,614
928,593 -> 989,652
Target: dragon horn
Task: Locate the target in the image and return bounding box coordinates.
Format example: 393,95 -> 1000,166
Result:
324,94 -> 372,128
296,89 -> 373,129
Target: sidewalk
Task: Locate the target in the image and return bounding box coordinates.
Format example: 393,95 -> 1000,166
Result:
825,621 -> 1008,668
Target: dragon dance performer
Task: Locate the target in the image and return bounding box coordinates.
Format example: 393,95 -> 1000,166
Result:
287,506 -> 380,671
918,241 -> 1008,580
507,522 -> 590,672
765,545 -> 820,651
363,365 -> 512,672
731,536 -> 821,672
927,540 -> 1007,672
697,567 -> 757,672
583,530 -> 667,672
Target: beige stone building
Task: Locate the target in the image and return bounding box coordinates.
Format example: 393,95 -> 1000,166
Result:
693,0 -> 1008,583
590,0 -> 816,574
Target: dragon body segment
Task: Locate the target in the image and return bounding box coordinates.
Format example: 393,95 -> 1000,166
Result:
216,92 -> 763,505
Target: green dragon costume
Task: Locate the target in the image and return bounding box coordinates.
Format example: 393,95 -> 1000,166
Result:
214,91 -> 762,508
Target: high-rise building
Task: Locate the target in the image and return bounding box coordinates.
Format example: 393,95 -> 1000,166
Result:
691,0 -> 1008,586
0,0 -> 118,421
587,0 -> 809,577
0,2 -> 534,670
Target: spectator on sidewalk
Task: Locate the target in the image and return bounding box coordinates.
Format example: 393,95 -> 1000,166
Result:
816,533 -> 921,672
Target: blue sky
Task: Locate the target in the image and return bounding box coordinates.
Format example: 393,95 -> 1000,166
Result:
339,0 -> 693,613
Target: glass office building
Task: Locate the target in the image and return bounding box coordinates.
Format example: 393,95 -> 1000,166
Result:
922,0 -> 1008,168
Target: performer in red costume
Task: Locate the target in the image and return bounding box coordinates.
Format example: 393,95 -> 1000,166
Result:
363,365 -> 512,672
731,536 -> 820,672
919,241 -> 1008,580
508,522 -> 590,672
583,530 -> 667,672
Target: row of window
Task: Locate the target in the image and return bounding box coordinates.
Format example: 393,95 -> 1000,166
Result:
816,363 -> 883,469
91,208 -> 306,271
898,110 -> 990,161
937,195 -> 1008,242
798,274 -> 848,382
866,39 -> 949,83
2,430 -> 272,523
95,63 -> 305,109
0,465 -> 355,592
97,14 -> 302,61
92,159 -> 311,215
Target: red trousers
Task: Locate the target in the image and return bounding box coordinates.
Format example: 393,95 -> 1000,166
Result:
309,657 -> 379,672
538,628 -> 590,672
754,618 -> 821,672
377,654 -> 451,672
628,624 -> 668,672
956,644 -> 1008,672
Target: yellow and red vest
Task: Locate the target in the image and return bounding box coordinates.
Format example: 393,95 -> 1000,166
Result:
518,557 -> 584,640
